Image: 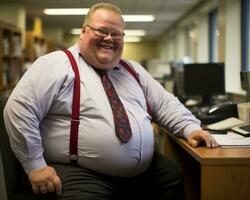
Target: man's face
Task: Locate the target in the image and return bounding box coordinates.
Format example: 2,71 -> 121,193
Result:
80,9 -> 124,70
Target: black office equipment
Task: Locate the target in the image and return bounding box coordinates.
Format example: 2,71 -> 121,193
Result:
196,102 -> 238,124
171,62 -> 234,124
207,102 -> 238,116
238,124 -> 250,132
180,63 -> 225,105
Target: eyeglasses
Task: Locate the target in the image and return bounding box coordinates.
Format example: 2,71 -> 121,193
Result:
85,25 -> 125,40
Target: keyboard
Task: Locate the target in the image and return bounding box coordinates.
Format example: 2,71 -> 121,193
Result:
231,124 -> 250,137
239,124 -> 250,132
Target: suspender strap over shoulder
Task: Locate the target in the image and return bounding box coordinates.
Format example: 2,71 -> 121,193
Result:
63,49 -> 80,163
119,59 -> 153,117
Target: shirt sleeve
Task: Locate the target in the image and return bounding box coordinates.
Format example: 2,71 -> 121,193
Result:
3,51 -> 70,174
128,60 -> 202,138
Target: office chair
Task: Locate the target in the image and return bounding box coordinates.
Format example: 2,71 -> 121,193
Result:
0,94 -> 20,200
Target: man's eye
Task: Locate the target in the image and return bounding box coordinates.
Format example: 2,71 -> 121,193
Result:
97,29 -> 107,35
111,32 -> 119,37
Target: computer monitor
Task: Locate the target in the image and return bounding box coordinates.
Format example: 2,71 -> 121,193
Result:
177,63 -> 225,105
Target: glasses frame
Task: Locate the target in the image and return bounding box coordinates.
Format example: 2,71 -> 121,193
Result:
85,25 -> 125,40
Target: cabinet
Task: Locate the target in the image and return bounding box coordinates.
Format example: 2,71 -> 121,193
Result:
0,21 -> 23,93
164,132 -> 250,200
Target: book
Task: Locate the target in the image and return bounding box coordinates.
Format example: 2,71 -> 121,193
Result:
212,131 -> 250,148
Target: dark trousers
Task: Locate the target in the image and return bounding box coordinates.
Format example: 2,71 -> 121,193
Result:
17,151 -> 184,200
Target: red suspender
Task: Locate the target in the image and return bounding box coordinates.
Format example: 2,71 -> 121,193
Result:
119,59 -> 153,117
63,50 -> 152,163
63,50 -> 80,162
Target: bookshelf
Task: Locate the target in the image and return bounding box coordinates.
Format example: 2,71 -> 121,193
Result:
25,31 -> 47,62
25,31 -> 65,62
0,21 -> 23,94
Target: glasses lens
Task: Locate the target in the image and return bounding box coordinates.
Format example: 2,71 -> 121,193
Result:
95,29 -> 107,37
111,32 -> 124,40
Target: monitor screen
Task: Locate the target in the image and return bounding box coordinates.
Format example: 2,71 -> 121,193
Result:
181,63 -> 225,105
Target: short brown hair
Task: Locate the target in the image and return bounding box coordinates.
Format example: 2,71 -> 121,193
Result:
83,2 -> 125,26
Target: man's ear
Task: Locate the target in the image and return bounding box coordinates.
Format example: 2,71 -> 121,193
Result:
82,27 -> 85,33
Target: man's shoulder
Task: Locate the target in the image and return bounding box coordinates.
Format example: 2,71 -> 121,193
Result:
31,49 -> 73,78
37,50 -> 65,64
40,44 -> 79,63
120,58 -> 146,74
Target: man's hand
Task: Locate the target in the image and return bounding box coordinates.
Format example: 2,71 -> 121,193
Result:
28,166 -> 62,195
187,130 -> 218,148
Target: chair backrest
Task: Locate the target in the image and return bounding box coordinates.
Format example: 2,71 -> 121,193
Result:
0,95 -> 21,200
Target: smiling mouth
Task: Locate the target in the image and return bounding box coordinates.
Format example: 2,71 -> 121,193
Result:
98,43 -> 114,50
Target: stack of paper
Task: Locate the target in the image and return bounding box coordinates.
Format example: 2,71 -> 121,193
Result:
213,131 -> 250,148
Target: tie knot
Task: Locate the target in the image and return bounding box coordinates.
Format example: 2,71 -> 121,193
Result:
95,69 -> 108,77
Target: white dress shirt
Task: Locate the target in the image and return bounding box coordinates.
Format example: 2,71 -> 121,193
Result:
3,44 -> 201,177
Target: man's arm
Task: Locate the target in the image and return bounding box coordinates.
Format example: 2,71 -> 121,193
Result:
128,61 -> 218,148
3,53 -> 69,195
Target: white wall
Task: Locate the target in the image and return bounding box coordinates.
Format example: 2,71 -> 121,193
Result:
157,30 -> 177,63
196,13 -> 209,62
158,37 -> 168,61
166,34 -> 177,62
176,27 -> 186,59
224,0 -> 244,95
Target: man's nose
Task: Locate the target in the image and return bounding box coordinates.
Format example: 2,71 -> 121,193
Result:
104,33 -> 113,40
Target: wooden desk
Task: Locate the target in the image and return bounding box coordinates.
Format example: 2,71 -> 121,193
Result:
164,132 -> 250,200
